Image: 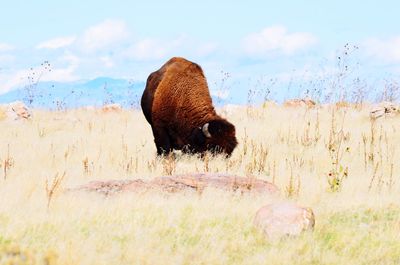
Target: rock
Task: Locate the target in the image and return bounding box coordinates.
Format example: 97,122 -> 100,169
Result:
254,202 -> 315,239
335,101 -> 351,109
75,179 -> 147,196
2,101 -> 32,121
283,98 -> 316,108
370,101 -> 398,120
152,173 -> 279,194
72,173 -> 279,196
102,103 -> 122,112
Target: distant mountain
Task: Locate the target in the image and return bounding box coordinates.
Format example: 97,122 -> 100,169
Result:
0,77 -> 145,109
0,77 -> 228,109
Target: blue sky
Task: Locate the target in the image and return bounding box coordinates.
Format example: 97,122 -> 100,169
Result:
0,0 -> 399,102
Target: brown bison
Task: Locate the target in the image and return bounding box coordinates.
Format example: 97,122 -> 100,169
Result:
141,57 -> 238,156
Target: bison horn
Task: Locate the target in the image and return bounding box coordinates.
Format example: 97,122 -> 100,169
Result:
202,123 -> 212,138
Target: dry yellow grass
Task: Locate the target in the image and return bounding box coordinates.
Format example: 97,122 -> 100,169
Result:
0,107 -> 6,121
0,105 -> 400,264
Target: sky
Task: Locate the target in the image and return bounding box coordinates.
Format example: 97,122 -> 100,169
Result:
0,0 -> 399,102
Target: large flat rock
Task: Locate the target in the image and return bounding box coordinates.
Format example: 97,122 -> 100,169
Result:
72,173 -> 279,196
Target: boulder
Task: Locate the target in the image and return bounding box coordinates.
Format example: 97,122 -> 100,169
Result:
254,202 -> 315,239
283,98 -> 316,108
101,103 -> 122,112
151,173 -> 279,194
335,101 -> 351,109
2,101 -> 32,121
370,101 -> 398,120
75,179 -> 147,196
72,173 -> 279,196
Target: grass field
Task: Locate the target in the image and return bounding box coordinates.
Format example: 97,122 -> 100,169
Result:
0,104 -> 400,264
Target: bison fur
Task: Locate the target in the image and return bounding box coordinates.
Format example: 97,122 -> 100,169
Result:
141,57 -> 238,156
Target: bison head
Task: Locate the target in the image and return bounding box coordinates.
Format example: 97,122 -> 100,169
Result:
189,118 -> 238,156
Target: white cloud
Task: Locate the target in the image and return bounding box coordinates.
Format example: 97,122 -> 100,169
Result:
41,53 -> 80,82
124,36 -> 185,61
0,54 -> 15,64
35,19 -> 129,52
243,26 -> 317,56
125,39 -> 169,61
123,36 -> 218,61
0,69 -> 31,94
0,53 -> 80,94
0,43 -> 14,52
41,66 -> 79,83
364,37 -> 400,62
80,19 -> 129,52
36,36 -> 76,49
57,52 -> 80,69
196,43 -> 218,57
0,66 -> 79,94
100,56 -> 114,68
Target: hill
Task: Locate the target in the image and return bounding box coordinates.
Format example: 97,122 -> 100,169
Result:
0,77 -> 229,109
0,77 -> 145,109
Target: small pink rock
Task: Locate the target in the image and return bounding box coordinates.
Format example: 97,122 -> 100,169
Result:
6,101 -> 31,120
102,103 -> 122,112
254,202 -> 315,239
283,98 -> 316,108
370,101 -> 398,120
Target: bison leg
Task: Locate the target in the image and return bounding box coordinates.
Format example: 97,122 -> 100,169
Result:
152,126 -> 172,155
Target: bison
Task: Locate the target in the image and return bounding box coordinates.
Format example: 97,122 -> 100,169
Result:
141,57 -> 238,156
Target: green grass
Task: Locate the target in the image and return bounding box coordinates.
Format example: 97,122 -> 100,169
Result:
0,106 -> 400,264
1,193 -> 400,265
1,203 -> 399,265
